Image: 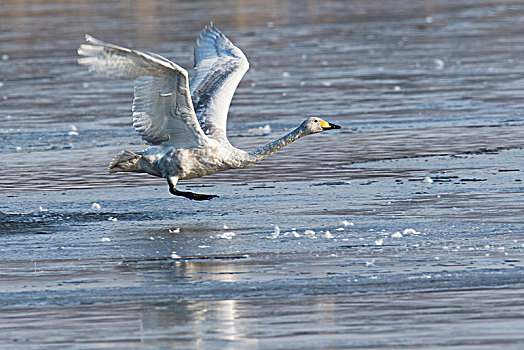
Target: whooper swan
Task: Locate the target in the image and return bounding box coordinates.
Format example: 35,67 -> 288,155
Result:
78,24 -> 341,200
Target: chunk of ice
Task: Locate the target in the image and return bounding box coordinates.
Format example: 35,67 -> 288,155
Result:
91,202 -> 101,210
270,225 -> 280,239
403,228 -> 420,235
68,125 -> 79,136
246,124 -> 271,136
434,58 -> 445,70
217,232 -> 236,240
423,176 -> 433,183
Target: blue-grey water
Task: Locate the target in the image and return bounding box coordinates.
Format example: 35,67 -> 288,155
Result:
1,0 -> 523,348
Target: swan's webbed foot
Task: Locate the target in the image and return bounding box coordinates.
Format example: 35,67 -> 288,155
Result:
169,187 -> 219,201
167,176 -> 219,201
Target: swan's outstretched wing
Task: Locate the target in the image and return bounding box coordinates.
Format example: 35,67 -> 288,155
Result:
191,25 -> 249,141
78,35 -> 208,148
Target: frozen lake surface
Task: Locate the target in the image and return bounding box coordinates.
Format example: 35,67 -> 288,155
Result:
1,0 -> 523,348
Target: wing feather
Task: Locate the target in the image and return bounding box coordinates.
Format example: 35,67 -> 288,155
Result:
78,35 -> 208,148
190,25 -> 249,141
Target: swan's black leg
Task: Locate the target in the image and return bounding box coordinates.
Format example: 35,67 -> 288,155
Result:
169,188 -> 219,201
167,177 -> 219,201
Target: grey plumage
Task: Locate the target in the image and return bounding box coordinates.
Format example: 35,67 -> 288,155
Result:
77,25 -> 340,200
191,25 -> 249,141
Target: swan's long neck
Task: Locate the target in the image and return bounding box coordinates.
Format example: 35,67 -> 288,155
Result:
244,126 -> 305,167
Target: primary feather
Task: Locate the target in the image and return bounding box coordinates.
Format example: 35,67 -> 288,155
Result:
190,24 -> 249,142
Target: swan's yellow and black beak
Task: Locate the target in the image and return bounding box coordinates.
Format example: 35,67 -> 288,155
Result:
320,120 -> 341,130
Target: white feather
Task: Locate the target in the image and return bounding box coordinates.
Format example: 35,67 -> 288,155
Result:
78,35 -> 207,148
190,24 -> 249,141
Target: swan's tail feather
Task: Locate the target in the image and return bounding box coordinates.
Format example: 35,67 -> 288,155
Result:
108,150 -> 141,173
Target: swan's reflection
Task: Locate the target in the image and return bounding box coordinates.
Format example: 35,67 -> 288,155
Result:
137,259 -> 257,348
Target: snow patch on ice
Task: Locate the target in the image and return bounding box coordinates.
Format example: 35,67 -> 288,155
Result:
243,124 -> 271,136
270,225 -> 280,239
391,231 -> 403,238
216,232 -> 236,240
341,220 -> 354,227
68,125 -> 79,136
423,176 -> 434,184
403,228 -> 420,235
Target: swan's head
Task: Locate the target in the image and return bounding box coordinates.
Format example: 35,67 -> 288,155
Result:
301,117 -> 341,135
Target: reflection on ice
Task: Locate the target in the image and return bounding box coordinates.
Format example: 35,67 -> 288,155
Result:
140,299 -> 256,348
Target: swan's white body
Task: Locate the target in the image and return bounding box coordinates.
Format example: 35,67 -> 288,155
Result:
78,25 -> 340,200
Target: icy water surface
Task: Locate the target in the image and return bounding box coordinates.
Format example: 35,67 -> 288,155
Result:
1,0 -> 524,348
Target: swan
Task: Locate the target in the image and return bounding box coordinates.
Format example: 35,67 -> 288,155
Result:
77,24 -> 341,200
